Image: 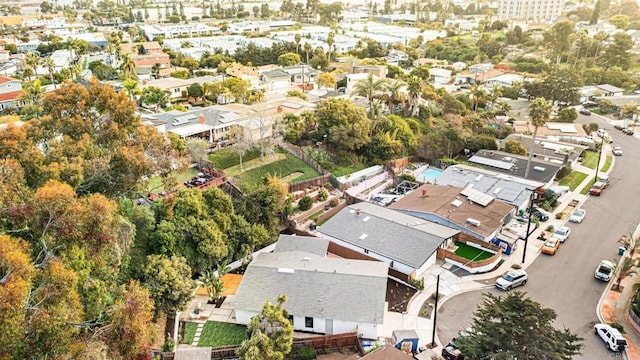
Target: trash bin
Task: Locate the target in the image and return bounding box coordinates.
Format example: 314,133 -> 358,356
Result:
619,247 -> 626,256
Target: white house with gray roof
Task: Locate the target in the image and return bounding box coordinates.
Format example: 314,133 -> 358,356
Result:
318,202 -> 459,279
233,235 -> 387,339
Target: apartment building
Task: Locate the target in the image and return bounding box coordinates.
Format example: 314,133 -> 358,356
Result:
498,0 -> 565,21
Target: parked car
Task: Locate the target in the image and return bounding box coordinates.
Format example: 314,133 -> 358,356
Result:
597,129 -> 609,138
612,146 -> 623,156
594,323 -> 628,352
595,260 -> 616,281
614,124 -> 625,130
579,109 -> 591,116
589,182 -> 606,196
442,344 -> 464,360
583,100 -> 598,108
495,269 -> 528,291
531,206 -> 549,222
622,127 -> 635,135
541,238 -> 561,255
553,226 -> 571,243
598,173 -> 610,186
569,208 -> 586,223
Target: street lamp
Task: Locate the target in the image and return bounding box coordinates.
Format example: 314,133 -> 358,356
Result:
521,189 -> 537,264
594,129 -> 606,186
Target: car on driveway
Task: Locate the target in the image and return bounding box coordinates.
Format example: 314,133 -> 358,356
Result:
594,323 -> 628,352
595,260 -> 616,281
495,269 -> 528,291
541,238 -> 560,255
613,146 -> 622,156
579,109 -> 591,116
569,208 -> 586,223
589,182 -> 606,196
532,206 -> 549,222
553,226 -> 571,242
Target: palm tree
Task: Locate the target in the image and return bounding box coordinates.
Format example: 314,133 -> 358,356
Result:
120,54 -> 137,80
25,52 -> 40,80
303,42 -> 312,64
326,31 -> 335,63
524,97 -> 552,179
43,57 -> 56,89
350,73 -> 387,115
122,78 -> 140,101
615,257 -> 638,291
384,79 -> 406,114
406,75 -> 424,117
294,33 -> 301,55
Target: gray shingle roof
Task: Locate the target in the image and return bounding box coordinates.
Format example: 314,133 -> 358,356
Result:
319,202 -> 457,268
469,149 -> 562,183
233,251 -> 387,324
274,235 -> 329,256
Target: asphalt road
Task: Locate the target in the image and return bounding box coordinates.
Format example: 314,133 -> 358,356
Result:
436,113 -> 640,359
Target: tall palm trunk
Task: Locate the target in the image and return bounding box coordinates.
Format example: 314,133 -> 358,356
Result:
524,126 -> 539,179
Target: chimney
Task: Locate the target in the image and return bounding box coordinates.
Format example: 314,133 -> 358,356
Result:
198,114 -> 205,124
421,189 -> 428,198
356,209 -> 362,216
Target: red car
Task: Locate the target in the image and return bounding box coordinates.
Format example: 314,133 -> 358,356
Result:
589,182 -> 606,196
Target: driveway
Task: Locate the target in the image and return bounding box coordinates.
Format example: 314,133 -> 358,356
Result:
437,114 -> 640,359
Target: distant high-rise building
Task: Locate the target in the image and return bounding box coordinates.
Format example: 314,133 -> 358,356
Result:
498,0 -> 566,21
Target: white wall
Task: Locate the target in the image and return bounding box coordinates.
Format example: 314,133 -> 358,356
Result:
415,252 -> 437,278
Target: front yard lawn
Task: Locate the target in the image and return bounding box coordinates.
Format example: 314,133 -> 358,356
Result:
558,171 -> 588,191
197,321 -> 247,347
580,150 -> 599,169
579,178 -> 595,195
454,242 -> 494,261
182,322 -> 197,344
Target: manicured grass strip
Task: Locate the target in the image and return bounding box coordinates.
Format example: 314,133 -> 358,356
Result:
559,171 -> 588,191
197,321 -> 247,347
145,168 -> 200,192
237,152 -> 320,192
600,155 -> 613,172
182,322 -> 197,344
581,150 -> 599,169
580,177 -> 595,195
454,242 -> 494,261
209,147 -> 261,170
331,163 -> 368,178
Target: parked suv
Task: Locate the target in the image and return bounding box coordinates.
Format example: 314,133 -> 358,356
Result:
595,260 -> 616,281
594,323 -> 628,352
495,269 -> 528,291
531,207 -> 549,222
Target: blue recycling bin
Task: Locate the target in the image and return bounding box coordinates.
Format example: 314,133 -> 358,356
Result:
619,247 -> 626,256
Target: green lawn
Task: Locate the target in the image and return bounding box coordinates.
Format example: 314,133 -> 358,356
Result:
601,155 -> 613,172
209,147 -> 261,170
558,171 -> 588,191
454,242 -> 494,261
197,321 -> 247,347
580,150 -> 599,169
580,178 -> 595,195
145,167 -> 200,192
236,151 -> 320,192
182,322 -> 197,344
331,163 -> 368,178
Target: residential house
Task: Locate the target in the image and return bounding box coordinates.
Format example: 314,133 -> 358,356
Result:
435,164 -> 544,212
466,149 -> 563,186
140,24 -> 220,40
455,63 -> 503,85
0,60 -> 18,77
227,21 -> 270,34
345,73 -> 381,94
261,68 -> 291,90
233,235 -> 387,339
0,49 -> 9,62
0,76 -> 24,111
142,107 -> 235,143
486,73 -> 523,88
225,63 -> 260,88
143,75 -> 217,99
120,41 -> 170,76
512,121 -> 588,138
387,50 -> 408,65
498,0 -> 564,21
390,183 -> 515,242
429,68 -> 452,84
352,64 -> 388,79
283,65 -> 321,87
596,84 -> 624,97
319,202 -> 459,279
503,134 -> 586,168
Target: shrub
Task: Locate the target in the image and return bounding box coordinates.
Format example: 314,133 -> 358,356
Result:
317,188 -> 328,201
556,166 -> 571,180
399,173 -> 417,182
288,345 -> 316,360
511,264 -> 522,269
610,322 -> 625,333
329,198 -> 339,207
409,277 -> 425,290
298,196 -> 313,211
545,225 -> 555,232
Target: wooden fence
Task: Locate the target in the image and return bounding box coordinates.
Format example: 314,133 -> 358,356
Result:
278,141 -> 329,176
288,173 -> 332,193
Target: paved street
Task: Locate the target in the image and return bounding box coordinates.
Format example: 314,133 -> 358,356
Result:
437,113 -> 640,360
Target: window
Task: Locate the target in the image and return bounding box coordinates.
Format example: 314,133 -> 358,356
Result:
305,317 -> 313,328
288,315 -> 294,324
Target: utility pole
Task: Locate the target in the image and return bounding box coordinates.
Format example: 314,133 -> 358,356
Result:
431,274 -> 440,347
522,189 -> 536,264
594,130 -> 605,185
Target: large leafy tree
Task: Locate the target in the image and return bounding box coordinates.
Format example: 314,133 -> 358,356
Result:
316,98 -> 371,154
142,254 -> 196,316
455,292 -> 583,359
524,97 -> 552,179
601,32 -> 633,70
350,73 -> 387,112
543,20 -> 575,64
236,295 -> 294,360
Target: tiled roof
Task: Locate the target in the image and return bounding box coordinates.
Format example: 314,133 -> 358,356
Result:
0,90 -> 23,102
0,75 -> 19,85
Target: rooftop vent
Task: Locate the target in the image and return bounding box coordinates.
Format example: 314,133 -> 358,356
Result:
362,216 -> 371,222
533,166 -> 546,172
466,218 -> 481,227
356,209 -> 363,216
302,257 -> 310,261
358,233 -> 368,240
493,188 -> 501,194
503,156 -> 513,162
475,174 -> 484,181
277,268 -> 295,274
451,199 -> 463,207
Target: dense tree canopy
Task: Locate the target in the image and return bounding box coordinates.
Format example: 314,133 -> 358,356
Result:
455,292 -> 583,359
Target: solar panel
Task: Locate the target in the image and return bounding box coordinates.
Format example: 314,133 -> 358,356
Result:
497,188 -> 521,203
461,186 -> 495,207
469,155 -> 514,170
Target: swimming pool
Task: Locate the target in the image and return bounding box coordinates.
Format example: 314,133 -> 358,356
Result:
418,168 -> 443,183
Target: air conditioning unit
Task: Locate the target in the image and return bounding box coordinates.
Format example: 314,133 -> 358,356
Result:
466,218 -> 481,227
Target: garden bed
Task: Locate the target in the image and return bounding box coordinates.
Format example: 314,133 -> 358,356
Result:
386,279 -> 417,313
